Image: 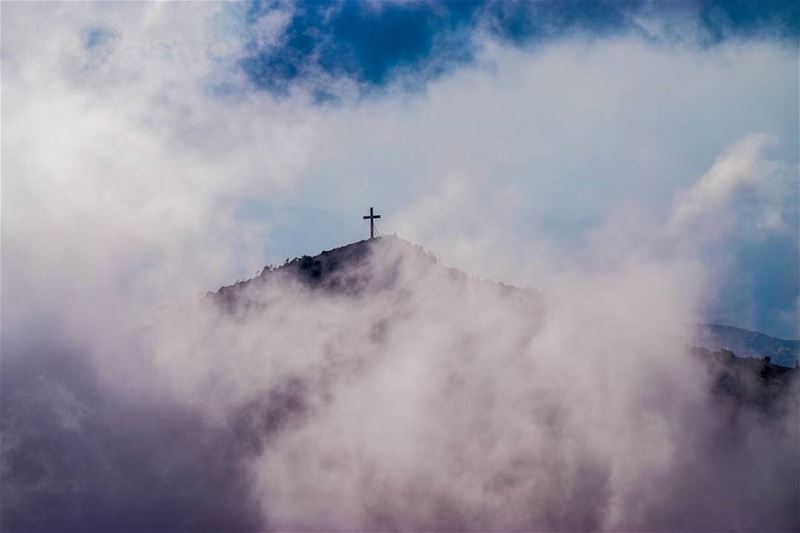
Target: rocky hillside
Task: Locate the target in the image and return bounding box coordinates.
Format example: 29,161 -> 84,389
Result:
211,235 -> 541,311
213,236 -> 799,368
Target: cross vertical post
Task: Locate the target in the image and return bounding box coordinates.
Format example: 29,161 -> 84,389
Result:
362,207 -> 381,239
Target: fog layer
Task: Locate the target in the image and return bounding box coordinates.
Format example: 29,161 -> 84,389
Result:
2,3 -> 798,531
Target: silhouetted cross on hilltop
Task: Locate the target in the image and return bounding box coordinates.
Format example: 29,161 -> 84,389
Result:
363,207 -> 381,239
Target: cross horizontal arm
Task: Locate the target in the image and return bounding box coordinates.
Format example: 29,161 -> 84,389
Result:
363,215 -> 381,219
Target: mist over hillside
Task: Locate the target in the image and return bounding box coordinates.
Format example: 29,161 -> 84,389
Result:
3,237 -> 797,532
216,237 -> 800,366
3,2 -> 798,531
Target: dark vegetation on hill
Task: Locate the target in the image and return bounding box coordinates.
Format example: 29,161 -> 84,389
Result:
211,235 -> 538,310
691,346 -> 797,416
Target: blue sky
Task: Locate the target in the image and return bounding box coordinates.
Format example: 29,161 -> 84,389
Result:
3,1 -> 798,338
236,0 -> 798,97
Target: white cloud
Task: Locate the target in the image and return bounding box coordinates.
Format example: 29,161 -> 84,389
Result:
2,5 -> 798,528
668,133 -> 790,241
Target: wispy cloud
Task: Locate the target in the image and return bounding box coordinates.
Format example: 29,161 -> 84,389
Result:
1,3 -> 798,530
669,133 -> 792,240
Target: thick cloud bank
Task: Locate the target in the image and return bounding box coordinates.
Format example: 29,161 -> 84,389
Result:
3,237 -> 798,531
2,2 -> 798,531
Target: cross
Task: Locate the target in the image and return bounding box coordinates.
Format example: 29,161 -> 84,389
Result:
362,207 -> 381,239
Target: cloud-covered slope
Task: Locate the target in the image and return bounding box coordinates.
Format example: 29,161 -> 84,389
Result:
7,236 -> 796,531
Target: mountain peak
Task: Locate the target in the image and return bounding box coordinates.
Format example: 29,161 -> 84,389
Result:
211,236 -> 440,307
209,235 -> 537,312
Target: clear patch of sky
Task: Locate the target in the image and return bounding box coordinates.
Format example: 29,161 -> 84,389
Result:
720,234 -> 800,340
236,200 -> 368,265
81,25 -> 117,50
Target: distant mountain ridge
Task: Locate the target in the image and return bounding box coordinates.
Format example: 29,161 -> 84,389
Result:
694,323 -> 799,368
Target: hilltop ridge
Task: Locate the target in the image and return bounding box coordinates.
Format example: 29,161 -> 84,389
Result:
211,235 -> 536,309
210,236 -> 798,368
